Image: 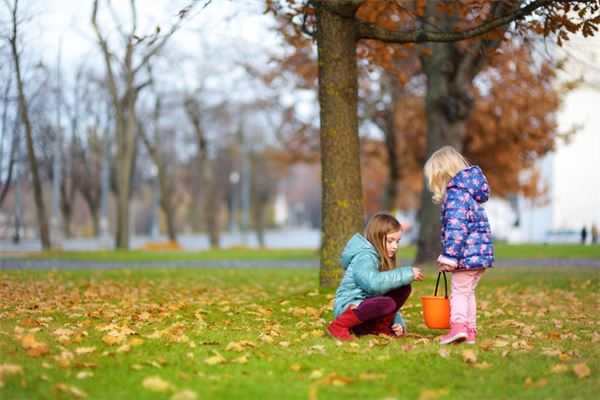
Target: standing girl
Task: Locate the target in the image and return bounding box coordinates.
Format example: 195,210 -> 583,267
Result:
328,212 -> 423,341
424,146 -> 494,345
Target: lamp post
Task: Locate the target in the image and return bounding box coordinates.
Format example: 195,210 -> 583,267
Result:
99,130 -> 110,240
229,170 -> 240,235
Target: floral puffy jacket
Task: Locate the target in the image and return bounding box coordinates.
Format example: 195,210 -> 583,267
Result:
437,165 -> 495,270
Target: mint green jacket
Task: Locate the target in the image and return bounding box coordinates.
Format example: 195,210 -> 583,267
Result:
332,233 -> 414,329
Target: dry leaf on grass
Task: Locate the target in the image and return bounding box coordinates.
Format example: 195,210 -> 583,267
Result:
27,344 -> 50,357
358,372 -> 387,381
438,348 -> 451,358
75,347 -> 96,356
203,351 -> 226,365
474,361 -> 492,369
142,375 -> 174,392
0,364 -> 25,388
419,389 -> 449,400
550,364 -> 568,374
54,383 -> 87,398
231,354 -> 249,364
315,373 -> 353,387
170,389 -> 198,400
76,371 -> 94,380
462,349 -> 477,364
573,363 -> 591,379
524,377 -> 547,388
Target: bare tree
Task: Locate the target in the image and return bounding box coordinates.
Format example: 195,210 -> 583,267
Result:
90,0 -> 196,248
5,0 -> 50,248
138,93 -> 178,242
184,96 -> 220,248
0,77 -> 17,206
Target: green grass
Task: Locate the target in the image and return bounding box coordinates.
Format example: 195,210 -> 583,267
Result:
10,243 -> 600,262
20,248 -> 319,262
1,266 -> 598,399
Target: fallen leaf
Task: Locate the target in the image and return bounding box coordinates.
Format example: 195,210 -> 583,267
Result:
54,383 -> 87,398
27,344 -> 50,357
232,354 -> 249,364
76,371 -> 94,380
142,375 -> 174,392
419,389 -> 449,400
462,349 -> 477,364
75,347 -> 96,356
573,363 -> 591,379
550,364 -> 568,374
309,370 -> 323,379
438,348 -> 451,358
203,351 -> 226,365
524,377 -> 547,388
358,372 -> 387,381
170,389 -> 197,400
290,364 -> 301,372
0,364 -> 25,388
474,361 -> 492,369
21,334 -> 37,349
315,373 -> 352,387
117,344 -> 131,353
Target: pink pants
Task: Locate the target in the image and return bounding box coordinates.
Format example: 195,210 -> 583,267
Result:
450,269 -> 485,329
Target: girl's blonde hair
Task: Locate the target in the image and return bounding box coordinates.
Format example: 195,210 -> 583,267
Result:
365,212 -> 402,272
424,146 -> 470,204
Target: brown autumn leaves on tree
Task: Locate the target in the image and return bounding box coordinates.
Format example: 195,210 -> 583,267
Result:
267,0 -> 599,286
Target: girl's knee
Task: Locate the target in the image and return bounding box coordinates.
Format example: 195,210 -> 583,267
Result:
378,297 -> 396,315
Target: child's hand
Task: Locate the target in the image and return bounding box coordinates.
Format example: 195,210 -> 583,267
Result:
438,263 -> 455,272
412,267 -> 423,281
391,323 -> 405,337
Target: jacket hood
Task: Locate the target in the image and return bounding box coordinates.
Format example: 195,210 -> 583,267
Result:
340,233 -> 378,270
447,165 -> 490,203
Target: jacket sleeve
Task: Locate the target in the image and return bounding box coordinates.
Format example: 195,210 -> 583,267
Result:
393,312 -> 406,331
351,253 -> 414,296
440,190 -> 470,263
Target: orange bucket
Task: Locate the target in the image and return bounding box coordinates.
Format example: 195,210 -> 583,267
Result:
421,272 -> 450,329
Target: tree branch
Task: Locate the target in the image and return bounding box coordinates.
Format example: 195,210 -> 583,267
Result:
91,0 -> 120,110
357,0 -> 550,43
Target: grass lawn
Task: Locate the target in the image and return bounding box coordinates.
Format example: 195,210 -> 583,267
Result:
0,266 -> 598,399
15,243 -> 600,262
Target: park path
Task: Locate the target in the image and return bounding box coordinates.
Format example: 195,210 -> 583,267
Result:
1,258 -> 599,270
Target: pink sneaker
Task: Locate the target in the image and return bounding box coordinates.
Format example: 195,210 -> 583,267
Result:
439,322 -> 468,345
465,328 -> 476,344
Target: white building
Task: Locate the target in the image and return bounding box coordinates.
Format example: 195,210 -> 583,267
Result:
490,35 -> 600,244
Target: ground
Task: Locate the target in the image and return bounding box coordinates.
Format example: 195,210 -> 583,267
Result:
0,264 -> 598,399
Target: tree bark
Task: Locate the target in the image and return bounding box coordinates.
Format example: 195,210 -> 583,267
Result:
415,1 -> 507,265
315,1 -> 365,288
184,98 -> 220,248
9,1 -> 51,249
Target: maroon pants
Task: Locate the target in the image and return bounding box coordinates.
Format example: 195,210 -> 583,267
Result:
352,285 -> 412,335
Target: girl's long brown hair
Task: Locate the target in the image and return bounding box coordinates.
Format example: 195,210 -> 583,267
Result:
365,212 -> 402,271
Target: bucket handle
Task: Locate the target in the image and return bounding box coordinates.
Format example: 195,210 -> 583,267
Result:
434,272 -> 448,298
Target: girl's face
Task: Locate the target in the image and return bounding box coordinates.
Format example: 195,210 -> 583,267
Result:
384,229 -> 402,258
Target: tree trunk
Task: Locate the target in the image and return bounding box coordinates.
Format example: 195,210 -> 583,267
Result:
185,98 -> 220,249
90,204 -> 100,237
415,1 -> 505,265
315,1 -> 364,288
114,107 -> 137,249
158,169 -> 177,242
9,22 -> 51,249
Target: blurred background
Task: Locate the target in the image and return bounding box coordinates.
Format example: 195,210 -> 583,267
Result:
0,0 -> 598,252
